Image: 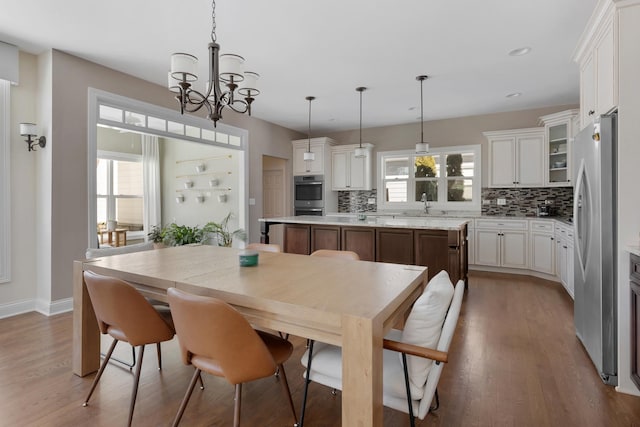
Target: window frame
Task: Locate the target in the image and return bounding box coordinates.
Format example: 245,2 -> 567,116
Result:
376,144 -> 482,212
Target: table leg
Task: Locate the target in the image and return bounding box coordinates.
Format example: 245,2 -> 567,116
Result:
341,315 -> 383,426
260,221 -> 271,244
72,261 -> 100,377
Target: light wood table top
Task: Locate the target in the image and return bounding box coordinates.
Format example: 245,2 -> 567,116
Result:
73,244 -> 427,426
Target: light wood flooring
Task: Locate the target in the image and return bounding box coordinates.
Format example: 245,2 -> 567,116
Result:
1,272 -> 640,426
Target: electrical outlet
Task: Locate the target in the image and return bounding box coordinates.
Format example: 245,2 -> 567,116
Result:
249,198 -> 256,206
367,198 -> 376,204
497,198 -> 507,206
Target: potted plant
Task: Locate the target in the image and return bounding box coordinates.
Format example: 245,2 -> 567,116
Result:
204,213 -> 246,247
163,223 -> 207,247
147,225 -> 166,248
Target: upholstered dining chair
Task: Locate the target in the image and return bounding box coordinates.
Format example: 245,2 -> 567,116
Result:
167,287 -> 298,427
82,271 -> 176,427
299,270 -> 465,427
246,242 -> 282,253
309,249 -> 360,260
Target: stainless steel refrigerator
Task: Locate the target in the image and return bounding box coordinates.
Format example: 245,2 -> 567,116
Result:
573,113 -> 617,386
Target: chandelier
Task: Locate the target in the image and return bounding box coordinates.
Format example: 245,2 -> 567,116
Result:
415,75 -> 429,154
168,0 -> 259,126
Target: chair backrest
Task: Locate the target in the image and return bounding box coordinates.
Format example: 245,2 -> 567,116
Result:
310,249 -> 360,260
416,278 -> 465,419
83,271 -> 174,346
167,287 -> 277,385
85,241 -> 154,259
246,242 -> 282,253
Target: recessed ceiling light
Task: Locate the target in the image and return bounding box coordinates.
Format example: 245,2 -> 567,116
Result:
508,47 -> 531,56
408,106 -> 417,111
506,92 -> 522,98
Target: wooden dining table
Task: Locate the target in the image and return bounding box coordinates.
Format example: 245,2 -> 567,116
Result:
72,244 -> 427,426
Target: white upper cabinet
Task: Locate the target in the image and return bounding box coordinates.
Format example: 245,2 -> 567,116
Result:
539,109 -> 579,187
574,1 -> 617,129
485,128 -> 545,188
331,144 -> 373,191
292,137 -> 336,176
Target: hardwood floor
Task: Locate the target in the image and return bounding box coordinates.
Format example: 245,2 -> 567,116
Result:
1,272 -> 639,426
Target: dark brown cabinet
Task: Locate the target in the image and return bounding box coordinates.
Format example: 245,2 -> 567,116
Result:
311,225 -> 341,252
376,229 -> 414,265
342,227 -> 376,261
631,253 -> 640,391
414,230 -> 451,281
284,224 -> 310,255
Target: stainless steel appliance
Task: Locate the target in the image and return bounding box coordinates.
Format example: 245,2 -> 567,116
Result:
573,112 -> 617,386
294,175 -> 324,216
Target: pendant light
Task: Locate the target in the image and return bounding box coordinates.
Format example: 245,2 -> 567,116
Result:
304,96 -> 316,161
415,75 -> 429,154
354,87 -> 368,158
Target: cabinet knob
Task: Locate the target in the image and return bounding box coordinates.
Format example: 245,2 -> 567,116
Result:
551,237 -> 554,240
588,110 -> 595,116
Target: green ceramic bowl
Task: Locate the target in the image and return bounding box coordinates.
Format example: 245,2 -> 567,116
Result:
239,250 -> 259,267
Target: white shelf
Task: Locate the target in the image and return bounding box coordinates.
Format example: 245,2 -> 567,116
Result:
550,137 -> 568,143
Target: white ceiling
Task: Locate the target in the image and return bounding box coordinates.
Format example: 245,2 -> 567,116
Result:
0,0 -> 597,133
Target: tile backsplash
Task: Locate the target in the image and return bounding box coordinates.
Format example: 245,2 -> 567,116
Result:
481,187 -> 573,217
338,187 -> 573,217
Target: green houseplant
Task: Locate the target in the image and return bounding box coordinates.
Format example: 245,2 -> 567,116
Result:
163,223 -> 207,247
204,213 -> 246,247
147,225 -> 166,243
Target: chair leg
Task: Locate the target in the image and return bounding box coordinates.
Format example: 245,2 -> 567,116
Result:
401,353 -> 416,427
127,345 -> 145,427
276,363 -> 298,425
156,342 -> 162,370
172,368 -> 202,427
298,339 -> 314,427
430,388 -> 440,411
83,338 -> 119,406
198,372 -> 205,390
233,383 -> 242,427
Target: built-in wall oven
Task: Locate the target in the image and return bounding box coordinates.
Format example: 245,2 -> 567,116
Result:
294,175 -> 324,216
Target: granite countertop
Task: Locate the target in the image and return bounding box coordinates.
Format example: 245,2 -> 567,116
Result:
325,211 -> 574,225
260,215 -> 470,231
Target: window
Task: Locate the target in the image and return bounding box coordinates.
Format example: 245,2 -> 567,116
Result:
96,152 -> 144,240
378,145 -> 481,212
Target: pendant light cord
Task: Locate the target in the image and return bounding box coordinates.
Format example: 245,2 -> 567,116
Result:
359,89 -> 363,149
306,96 -> 314,151
420,77 -> 424,144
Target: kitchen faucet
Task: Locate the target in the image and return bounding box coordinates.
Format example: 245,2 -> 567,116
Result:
420,192 -> 430,214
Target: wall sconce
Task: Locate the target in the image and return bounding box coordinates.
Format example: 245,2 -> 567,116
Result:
19,123 -> 46,152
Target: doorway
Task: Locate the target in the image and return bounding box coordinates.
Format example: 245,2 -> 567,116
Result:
262,155 -> 288,247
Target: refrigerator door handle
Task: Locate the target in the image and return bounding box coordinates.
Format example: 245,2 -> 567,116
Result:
573,159 -> 590,282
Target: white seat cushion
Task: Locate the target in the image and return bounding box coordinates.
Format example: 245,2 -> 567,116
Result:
85,241 -> 153,259
400,270 -> 454,398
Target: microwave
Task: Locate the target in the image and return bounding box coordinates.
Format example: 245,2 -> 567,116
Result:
294,175 -> 324,209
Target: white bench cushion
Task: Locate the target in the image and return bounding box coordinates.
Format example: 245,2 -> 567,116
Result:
85,241 -> 153,259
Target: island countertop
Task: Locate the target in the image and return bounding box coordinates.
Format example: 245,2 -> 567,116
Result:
259,215 -> 470,231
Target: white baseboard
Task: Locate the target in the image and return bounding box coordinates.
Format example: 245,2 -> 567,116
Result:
0,297 -> 73,319
0,299 -> 36,319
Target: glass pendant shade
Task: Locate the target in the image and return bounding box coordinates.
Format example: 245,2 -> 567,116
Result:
354,147 -> 367,158
170,53 -> 198,81
303,151 -> 315,161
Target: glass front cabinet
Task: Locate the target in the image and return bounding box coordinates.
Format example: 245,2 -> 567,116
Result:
539,109 -> 579,187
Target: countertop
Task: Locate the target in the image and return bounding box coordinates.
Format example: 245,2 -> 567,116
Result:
259,215 -> 470,231
325,211 -> 574,226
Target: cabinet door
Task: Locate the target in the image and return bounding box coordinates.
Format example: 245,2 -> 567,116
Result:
580,54 -> 596,129
559,240 -> 568,287
489,137 -> 516,187
530,232 -> 555,275
331,151 -> 349,190
349,152 -> 367,190
566,242 -> 574,298
376,229 -> 413,265
501,231 -> 528,269
596,22 -> 616,116
341,227 -> 375,261
516,135 -> 544,186
284,224 -> 310,255
475,230 -> 501,266
293,144 -> 324,175
414,229 -> 450,280
311,225 -> 341,252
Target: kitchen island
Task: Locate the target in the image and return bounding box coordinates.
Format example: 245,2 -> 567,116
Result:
260,215 -> 469,286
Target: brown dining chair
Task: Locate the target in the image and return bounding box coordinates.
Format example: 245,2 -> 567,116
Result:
310,249 -> 360,260
246,242 -> 282,253
81,271 -> 176,427
167,287 -> 298,427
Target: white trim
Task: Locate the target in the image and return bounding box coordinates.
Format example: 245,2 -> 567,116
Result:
0,299 -> 35,319
35,297 -> 73,316
0,80 -> 11,283
88,88 -> 250,249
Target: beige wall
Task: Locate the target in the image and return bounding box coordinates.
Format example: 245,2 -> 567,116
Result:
326,104 -> 578,186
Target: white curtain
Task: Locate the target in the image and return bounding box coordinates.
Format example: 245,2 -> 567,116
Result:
142,135 -> 161,240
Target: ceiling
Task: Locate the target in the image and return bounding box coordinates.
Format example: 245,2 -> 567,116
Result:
0,0 -> 597,134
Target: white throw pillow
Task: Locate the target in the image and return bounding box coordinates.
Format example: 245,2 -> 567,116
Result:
85,241 -> 154,259
400,269 -> 454,398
